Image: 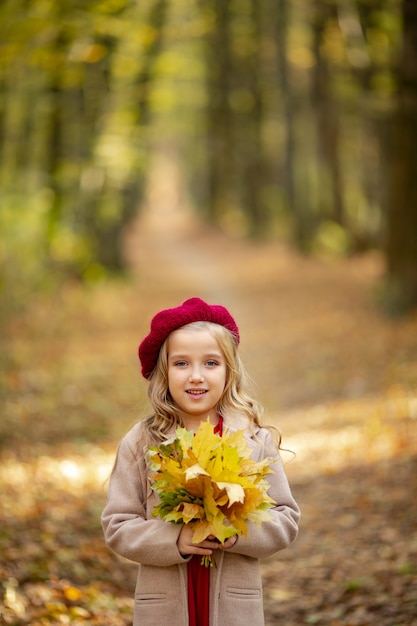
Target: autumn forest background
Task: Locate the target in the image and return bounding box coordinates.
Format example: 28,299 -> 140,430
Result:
1,0 -> 417,624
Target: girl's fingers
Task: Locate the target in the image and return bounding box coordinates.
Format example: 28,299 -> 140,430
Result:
178,526 -> 218,556
178,525 -> 237,556
219,535 -> 238,550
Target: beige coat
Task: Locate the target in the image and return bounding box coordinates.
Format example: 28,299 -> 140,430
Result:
101,416 -> 300,626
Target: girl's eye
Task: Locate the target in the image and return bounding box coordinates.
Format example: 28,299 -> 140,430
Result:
206,360 -> 218,367
174,360 -> 188,367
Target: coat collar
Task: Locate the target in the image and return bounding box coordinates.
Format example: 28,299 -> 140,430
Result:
222,412 -> 261,448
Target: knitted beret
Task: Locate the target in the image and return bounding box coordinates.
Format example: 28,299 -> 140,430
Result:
138,297 -> 240,379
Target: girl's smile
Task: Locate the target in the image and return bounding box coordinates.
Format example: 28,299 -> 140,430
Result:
167,327 -> 227,431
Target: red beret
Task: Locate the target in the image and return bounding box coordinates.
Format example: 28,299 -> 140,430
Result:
138,297 -> 240,379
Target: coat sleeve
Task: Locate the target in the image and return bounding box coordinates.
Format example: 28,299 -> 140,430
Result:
228,428 -> 300,560
101,427 -> 188,567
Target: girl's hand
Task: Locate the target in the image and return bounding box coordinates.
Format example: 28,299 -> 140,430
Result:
218,535 -> 238,550
177,527 -> 237,557
206,533 -> 237,550
177,526 -> 220,557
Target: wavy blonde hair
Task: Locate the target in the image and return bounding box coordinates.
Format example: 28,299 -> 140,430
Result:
140,321 -> 279,447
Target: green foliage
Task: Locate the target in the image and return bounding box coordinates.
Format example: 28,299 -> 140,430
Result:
0,188 -> 50,314
0,0 -> 415,314
311,220 -> 352,258
0,0 -> 165,315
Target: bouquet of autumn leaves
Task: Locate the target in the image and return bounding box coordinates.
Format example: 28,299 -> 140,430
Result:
147,419 -> 275,567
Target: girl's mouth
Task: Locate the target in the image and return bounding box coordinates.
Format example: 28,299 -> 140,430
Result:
186,390 -> 207,395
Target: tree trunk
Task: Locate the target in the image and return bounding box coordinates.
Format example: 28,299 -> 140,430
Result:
228,0 -> 267,238
204,0 -> 235,223
275,0 -> 303,244
93,0 -> 168,271
385,0 -> 417,312
312,0 -> 345,226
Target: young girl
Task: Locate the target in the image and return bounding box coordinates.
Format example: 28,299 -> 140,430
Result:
101,297 -> 300,626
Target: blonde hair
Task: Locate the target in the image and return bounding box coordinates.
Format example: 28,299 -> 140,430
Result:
140,321 -> 275,446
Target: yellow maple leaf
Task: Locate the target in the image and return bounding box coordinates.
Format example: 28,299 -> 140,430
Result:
185,463 -> 210,481
176,426 -> 194,452
215,481 -> 245,506
178,502 -> 205,523
192,421 -> 221,469
191,520 -> 215,544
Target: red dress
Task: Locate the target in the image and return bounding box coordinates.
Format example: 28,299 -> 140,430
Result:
187,418 -> 223,626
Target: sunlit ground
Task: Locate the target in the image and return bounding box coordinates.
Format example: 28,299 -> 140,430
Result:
1,439 -> 135,625
279,388 -> 417,478
1,448 -> 112,515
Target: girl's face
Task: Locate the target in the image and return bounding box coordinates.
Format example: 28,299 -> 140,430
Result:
167,327 -> 227,431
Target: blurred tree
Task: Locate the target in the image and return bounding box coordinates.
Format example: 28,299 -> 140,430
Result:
200,0 -> 275,237
0,0 -> 164,298
1,0 -> 416,315
275,0 -> 297,240
312,0 -> 345,227
234,0 -> 268,237
88,0 -> 168,271
384,0 -> 417,311
202,0 -> 235,223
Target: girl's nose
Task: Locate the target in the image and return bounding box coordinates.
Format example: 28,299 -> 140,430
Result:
189,369 -> 204,382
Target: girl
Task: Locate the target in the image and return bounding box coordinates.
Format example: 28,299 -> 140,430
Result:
101,297 -> 300,626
